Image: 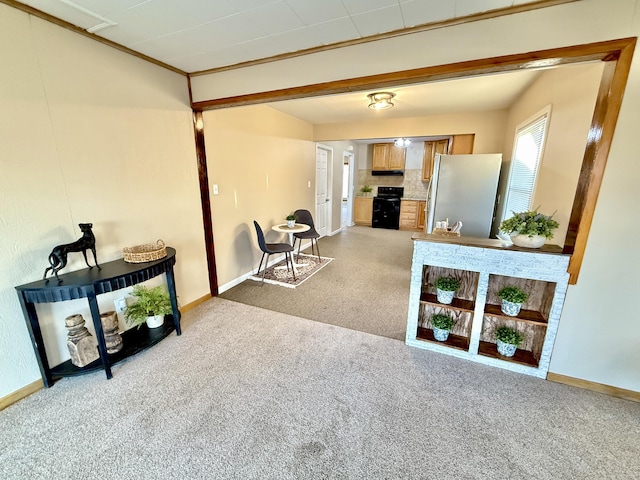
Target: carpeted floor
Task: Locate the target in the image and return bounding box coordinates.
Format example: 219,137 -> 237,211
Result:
222,226 -> 414,341
1,298 -> 639,479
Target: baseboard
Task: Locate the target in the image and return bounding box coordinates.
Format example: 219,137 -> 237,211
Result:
0,379 -> 44,411
547,372 -> 640,403
180,293 -> 212,313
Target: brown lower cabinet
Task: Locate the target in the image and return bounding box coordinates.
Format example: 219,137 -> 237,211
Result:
354,197 -> 373,226
400,200 -> 426,231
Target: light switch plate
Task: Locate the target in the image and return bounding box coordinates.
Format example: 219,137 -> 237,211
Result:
114,297 -> 127,313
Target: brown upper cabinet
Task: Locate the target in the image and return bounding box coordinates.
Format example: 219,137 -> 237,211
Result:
373,143 -> 406,171
450,134 -> 475,155
421,134 -> 476,181
422,139 -> 450,181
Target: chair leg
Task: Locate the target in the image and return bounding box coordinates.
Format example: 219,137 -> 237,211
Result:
314,239 -> 321,262
257,252 -> 266,276
261,254 -> 270,284
295,238 -> 301,261
288,252 -> 296,281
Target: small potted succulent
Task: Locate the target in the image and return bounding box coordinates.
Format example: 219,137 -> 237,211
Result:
431,313 -> 455,342
434,276 -> 461,305
497,286 -> 528,317
360,185 -> 373,196
124,285 -> 173,329
285,213 -> 297,228
499,209 -> 559,248
495,326 -> 524,357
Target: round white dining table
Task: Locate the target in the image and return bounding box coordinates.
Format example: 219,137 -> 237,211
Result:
271,223 -> 310,244
271,223 -> 311,274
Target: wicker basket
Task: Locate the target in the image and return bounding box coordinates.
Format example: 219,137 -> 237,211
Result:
432,228 -> 461,237
122,240 -> 167,263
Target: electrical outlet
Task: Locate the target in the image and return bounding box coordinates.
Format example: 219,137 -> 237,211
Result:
114,297 -> 127,313
213,184 -> 219,195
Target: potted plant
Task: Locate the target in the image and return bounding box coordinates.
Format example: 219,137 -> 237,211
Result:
495,326 -> 524,357
124,285 -> 173,329
497,286 -> 528,316
499,209 -> 559,248
360,185 -> 373,196
285,213 -> 296,228
431,313 -> 455,341
434,276 -> 461,305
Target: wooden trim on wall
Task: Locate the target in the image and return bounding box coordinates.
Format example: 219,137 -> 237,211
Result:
192,37 -> 636,285
0,379 -> 43,411
180,293 -> 212,313
189,0 -> 579,76
564,38 -> 636,282
192,110 -> 219,296
0,0 -> 186,76
547,372 -> 640,403
192,38 -> 633,111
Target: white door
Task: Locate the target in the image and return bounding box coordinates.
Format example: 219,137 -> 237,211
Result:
316,146 -> 329,237
342,152 -> 355,228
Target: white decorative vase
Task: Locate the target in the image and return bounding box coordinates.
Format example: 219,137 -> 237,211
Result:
436,288 -> 454,305
146,314 -> 164,329
510,234 -> 546,248
496,339 -> 517,357
287,220 -> 295,228
432,327 -> 450,342
501,299 -> 522,317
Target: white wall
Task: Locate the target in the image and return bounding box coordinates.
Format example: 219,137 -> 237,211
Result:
191,0 -> 640,392
202,105 -> 316,289
497,62 -> 604,244
0,6 -> 207,397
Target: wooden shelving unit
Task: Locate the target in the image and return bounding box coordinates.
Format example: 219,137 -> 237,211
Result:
417,327 -> 469,351
405,235 -> 570,378
420,292 -> 474,312
478,340 -> 539,368
416,266 -> 478,351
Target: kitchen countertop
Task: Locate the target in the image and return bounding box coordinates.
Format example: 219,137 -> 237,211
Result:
411,232 -> 566,255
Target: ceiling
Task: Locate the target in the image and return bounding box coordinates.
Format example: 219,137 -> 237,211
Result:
267,69 -> 542,125
15,0 -> 566,73
11,0 -> 573,128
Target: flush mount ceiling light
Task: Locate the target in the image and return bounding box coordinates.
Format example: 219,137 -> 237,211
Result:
394,138 -> 411,148
367,92 -> 395,110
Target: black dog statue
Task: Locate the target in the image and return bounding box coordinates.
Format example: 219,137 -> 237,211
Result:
43,223 -> 100,282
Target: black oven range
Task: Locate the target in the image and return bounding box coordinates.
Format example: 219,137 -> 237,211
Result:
372,186 -> 404,230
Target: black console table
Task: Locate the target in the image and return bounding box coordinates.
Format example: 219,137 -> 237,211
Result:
15,247 -> 181,387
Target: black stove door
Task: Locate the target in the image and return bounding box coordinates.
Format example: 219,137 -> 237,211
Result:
372,197 -> 401,229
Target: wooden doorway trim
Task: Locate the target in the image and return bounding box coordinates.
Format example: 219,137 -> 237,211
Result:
191,37 -> 636,286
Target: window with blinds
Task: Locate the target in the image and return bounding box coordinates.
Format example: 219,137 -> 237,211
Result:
502,106 -> 551,219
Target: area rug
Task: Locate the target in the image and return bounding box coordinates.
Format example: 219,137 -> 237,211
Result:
250,253 -> 333,288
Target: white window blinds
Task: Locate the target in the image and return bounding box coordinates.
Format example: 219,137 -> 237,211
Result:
503,109 -> 550,217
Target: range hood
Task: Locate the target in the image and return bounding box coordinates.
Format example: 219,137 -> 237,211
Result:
372,170 -> 404,176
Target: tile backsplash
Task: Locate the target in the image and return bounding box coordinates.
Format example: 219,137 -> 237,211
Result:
357,169 -> 428,199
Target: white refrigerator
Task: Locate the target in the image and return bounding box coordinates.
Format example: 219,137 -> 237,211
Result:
426,154 -> 502,238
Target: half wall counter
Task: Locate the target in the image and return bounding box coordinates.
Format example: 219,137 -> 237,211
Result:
406,234 -> 570,378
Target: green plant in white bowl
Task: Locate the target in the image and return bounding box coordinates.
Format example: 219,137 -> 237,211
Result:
499,209 -> 559,248
434,276 -> 461,305
124,285 -> 173,329
495,326 -> 524,357
497,286 -> 528,317
285,213 -> 296,228
431,313 -> 455,342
